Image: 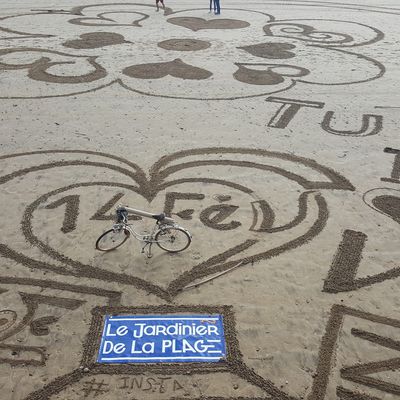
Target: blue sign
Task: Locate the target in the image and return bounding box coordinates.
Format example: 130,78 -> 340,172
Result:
97,315 -> 226,363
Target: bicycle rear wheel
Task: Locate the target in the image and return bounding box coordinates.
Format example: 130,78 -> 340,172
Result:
95,228 -> 130,251
155,227 -> 191,253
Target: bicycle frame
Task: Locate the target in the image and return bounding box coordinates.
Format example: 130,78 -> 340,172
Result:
122,206 -> 175,225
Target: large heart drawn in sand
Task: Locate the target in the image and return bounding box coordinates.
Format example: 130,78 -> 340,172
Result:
167,17 -> 250,32
0,148 -> 354,301
123,58 -> 212,80
63,32 -> 127,49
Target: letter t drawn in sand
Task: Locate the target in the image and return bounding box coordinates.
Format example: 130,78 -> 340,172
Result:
381,147 -> 400,184
266,97 -> 324,129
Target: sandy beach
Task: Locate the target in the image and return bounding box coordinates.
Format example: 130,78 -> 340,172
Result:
0,1 -> 399,399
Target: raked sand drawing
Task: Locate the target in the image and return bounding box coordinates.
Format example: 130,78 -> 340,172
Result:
0,1 -> 399,399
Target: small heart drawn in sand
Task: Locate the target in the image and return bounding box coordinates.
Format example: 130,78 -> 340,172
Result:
123,59 -> 212,80
233,64 -> 309,85
372,195 -> 400,224
238,43 -> 296,59
30,316 -> 59,336
167,17 -> 250,31
0,310 -> 17,333
69,11 -> 150,28
63,32 -> 127,49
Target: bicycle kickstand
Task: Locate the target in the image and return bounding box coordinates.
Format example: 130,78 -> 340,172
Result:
141,242 -> 153,258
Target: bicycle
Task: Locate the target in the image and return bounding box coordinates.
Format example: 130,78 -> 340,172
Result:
95,205 -> 192,258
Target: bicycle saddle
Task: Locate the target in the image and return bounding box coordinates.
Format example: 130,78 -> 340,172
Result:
152,213 -> 166,221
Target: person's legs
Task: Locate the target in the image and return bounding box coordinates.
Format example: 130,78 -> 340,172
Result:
209,0 -> 217,12
156,0 -> 165,11
214,0 -> 220,14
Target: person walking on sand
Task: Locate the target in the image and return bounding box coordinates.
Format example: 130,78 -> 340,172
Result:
156,0 -> 165,11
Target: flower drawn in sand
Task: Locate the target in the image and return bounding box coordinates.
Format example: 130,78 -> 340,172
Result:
0,3 -> 384,99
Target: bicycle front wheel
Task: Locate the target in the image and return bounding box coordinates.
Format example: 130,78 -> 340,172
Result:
155,227 -> 191,253
95,228 -> 130,251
